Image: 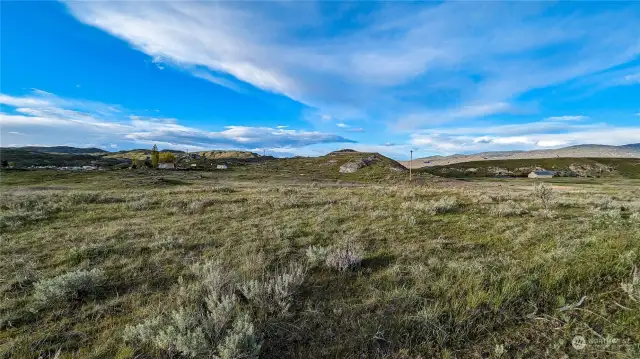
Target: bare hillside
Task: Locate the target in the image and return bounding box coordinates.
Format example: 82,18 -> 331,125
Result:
400,144 -> 640,168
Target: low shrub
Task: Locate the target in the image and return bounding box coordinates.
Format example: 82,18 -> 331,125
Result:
592,208 -> 622,222
593,196 -> 615,210
426,196 -> 460,214
621,266 -> 639,302
305,246 -> 331,266
490,201 -> 528,217
532,182 -> 554,208
239,263 -> 305,316
124,261 -> 261,359
33,268 -> 105,305
533,209 -> 556,219
325,241 -> 363,272
124,259 -> 306,358
126,198 -> 156,210
185,199 -> 216,214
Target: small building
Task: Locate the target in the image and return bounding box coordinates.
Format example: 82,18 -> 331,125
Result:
528,170 -> 554,179
216,164 -> 228,170
158,163 -> 175,169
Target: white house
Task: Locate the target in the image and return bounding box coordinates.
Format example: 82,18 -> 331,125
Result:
216,164 -> 228,170
528,170 -> 554,178
158,163 -> 175,169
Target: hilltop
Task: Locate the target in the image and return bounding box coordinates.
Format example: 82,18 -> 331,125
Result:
401,143 -> 640,168
102,149 -> 260,160
235,149 -> 407,182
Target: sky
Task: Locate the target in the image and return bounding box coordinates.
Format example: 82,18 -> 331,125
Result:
1,1 -> 639,160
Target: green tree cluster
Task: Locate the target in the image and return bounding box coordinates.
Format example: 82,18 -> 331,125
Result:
159,152 -> 176,163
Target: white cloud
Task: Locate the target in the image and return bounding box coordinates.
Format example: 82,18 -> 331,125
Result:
0,90 -> 354,150
410,120 -> 640,154
624,73 -> 640,84
191,70 -> 246,93
544,115 -> 589,122
0,94 -> 51,108
62,2 -> 640,129
336,122 -> 348,128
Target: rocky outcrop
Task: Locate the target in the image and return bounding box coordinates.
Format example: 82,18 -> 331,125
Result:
339,156 -> 376,173
569,163 -> 614,177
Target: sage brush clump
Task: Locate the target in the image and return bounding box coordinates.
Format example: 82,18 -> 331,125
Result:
621,266 -> 640,302
124,261 -> 261,358
533,182 -> 554,209
593,196 -> 615,210
239,263 -> 306,316
490,201 -> 528,217
305,245 -> 331,266
325,241 -> 364,272
426,196 -> 460,214
33,268 -> 105,305
124,259 -> 305,358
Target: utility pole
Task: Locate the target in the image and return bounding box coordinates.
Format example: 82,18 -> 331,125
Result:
409,150 -> 413,181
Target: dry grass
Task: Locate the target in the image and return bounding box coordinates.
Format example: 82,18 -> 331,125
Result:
1,170 -> 639,358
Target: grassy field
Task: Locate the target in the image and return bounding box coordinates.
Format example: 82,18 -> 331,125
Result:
1,170 -> 640,358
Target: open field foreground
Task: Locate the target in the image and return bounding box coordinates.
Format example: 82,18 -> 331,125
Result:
1,171 -> 640,358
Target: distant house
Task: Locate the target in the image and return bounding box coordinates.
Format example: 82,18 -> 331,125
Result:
528,170 -> 554,178
158,163 -> 175,169
216,164 -> 228,170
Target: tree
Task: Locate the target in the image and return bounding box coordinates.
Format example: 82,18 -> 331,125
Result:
159,152 -> 176,163
151,145 -> 159,168
1,160 -> 8,168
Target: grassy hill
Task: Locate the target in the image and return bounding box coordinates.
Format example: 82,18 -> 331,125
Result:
418,157 -> 640,179
235,150 -> 408,182
194,150 -> 260,159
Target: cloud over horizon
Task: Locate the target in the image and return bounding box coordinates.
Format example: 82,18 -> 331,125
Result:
0,90 -> 355,153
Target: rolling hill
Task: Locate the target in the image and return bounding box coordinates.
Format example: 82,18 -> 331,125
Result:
400,143 -> 640,168
1,146 -> 264,167
235,149 -> 408,182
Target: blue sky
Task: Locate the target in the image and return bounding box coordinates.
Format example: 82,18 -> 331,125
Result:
1,1 -> 639,159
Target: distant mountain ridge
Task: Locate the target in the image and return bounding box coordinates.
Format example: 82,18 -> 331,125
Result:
11,146 -> 108,154
401,143 -> 640,168
0,146 -> 264,168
